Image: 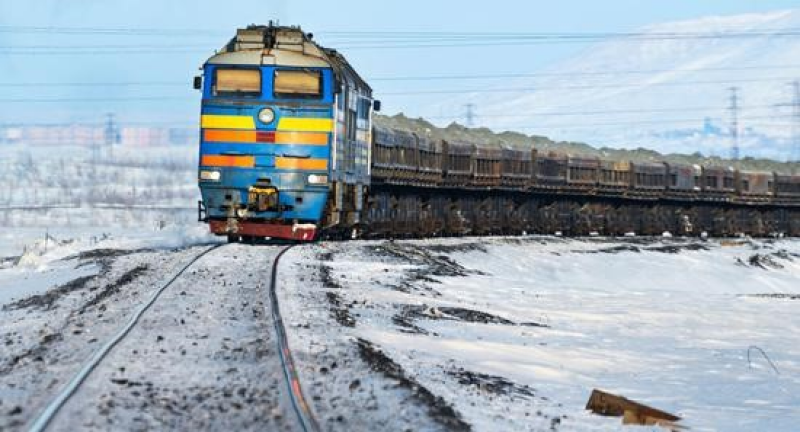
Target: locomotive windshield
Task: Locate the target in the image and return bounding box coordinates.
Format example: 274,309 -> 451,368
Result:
213,68 -> 261,97
274,69 -> 322,99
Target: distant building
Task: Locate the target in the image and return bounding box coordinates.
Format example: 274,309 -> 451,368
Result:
0,124 -> 197,146
120,127 -> 171,147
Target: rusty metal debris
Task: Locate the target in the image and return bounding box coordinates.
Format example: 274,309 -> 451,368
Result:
586,389 -> 683,430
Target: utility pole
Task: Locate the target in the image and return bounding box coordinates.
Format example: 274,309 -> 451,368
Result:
104,113 -> 117,161
791,81 -> 800,163
728,87 -> 740,161
463,103 -> 476,127
91,128 -> 100,180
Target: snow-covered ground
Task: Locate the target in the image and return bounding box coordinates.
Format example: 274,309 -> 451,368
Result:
4,234 -> 799,431
284,237 -> 800,431
0,244 -> 300,431
0,143 -> 204,260
0,223 -> 218,308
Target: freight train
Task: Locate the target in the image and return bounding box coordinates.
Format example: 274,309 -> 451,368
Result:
196,24 -> 800,242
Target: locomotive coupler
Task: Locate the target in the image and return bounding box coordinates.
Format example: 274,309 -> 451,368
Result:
247,185 -> 280,212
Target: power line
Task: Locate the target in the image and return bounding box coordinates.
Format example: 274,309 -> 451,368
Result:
378,76 -> 800,96
0,44 -> 211,49
368,64 -> 800,81
0,64 -> 800,90
6,25 -> 800,44
0,49 -> 208,55
4,25 -> 800,35
3,69 -> 800,88
0,96 -> 192,103
0,25 -> 223,36
425,104 -> 781,118
0,81 -> 184,88
0,115 -> 794,132
483,114 -> 794,130
323,29 -> 800,49
0,94 -> 781,119
320,28 -> 800,36
323,29 -> 800,40
0,120 -> 197,127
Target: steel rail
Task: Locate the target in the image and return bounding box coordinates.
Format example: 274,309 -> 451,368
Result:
28,243 -> 225,432
268,245 -> 322,432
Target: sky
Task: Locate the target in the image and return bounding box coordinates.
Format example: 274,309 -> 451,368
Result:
1,0 -> 800,127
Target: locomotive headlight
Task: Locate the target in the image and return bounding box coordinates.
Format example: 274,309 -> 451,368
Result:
307,174 -> 329,185
199,170 -> 221,181
258,108 -> 275,124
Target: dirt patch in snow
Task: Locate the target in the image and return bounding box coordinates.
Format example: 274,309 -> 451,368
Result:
743,293 -> 800,300
438,306 -> 516,325
369,242 -> 485,279
447,368 -> 539,400
363,242 -> 488,295
0,331 -> 62,376
736,250 -> 797,270
646,243 -> 709,253
392,310 -> 431,335
317,251 -> 342,289
578,242 -> 709,255
356,338 -> 471,431
78,264 -> 148,314
326,292 -> 356,327
394,304 -> 549,330
72,248 -> 153,261
3,274 -> 95,311
5,247 -> 158,313
583,245 -> 642,254
1,255 -> 19,269
1,263 -> 150,377
747,254 -> 785,269
317,250 -> 357,327
319,264 -> 341,289
446,367 -> 567,430
422,242 -> 488,254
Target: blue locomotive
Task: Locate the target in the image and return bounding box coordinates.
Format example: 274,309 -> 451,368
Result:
196,24 -> 376,241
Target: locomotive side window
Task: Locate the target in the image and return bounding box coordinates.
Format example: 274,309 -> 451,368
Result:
214,69 -> 261,97
274,69 -> 322,98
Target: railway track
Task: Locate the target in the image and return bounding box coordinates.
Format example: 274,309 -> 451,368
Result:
269,246 -> 322,432
26,243 -> 320,432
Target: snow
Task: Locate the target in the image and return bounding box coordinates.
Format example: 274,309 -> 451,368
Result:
4,228 -> 799,430
46,245 -> 296,431
0,260 -> 99,306
0,244 -> 300,431
277,245 -> 452,431
312,237 -> 800,431
0,223 -> 219,308
0,141 -> 220,282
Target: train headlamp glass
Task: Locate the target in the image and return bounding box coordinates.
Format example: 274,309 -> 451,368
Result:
258,107 -> 275,124
307,174 -> 328,185
199,170 -> 221,181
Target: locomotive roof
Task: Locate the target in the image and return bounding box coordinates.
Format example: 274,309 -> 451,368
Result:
206,24 -> 371,94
